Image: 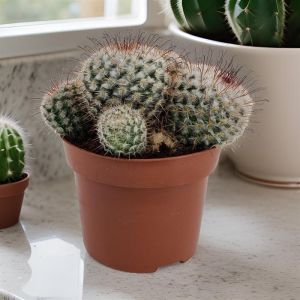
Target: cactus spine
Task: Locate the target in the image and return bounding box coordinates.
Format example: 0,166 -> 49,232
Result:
225,0 -> 285,47
41,80 -> 93,140
286,0 -> 300,47
97,105 -> 148,157
0,117 -> 25,183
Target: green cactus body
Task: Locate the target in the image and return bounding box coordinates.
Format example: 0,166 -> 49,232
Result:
166,64 -> 253,149
225,0 -> 285,47
80,44 -> 181,123
180,0 -> 232,41
41,80 -> 93,140
97,105 -> 148,157
170,0 -> 190,31
286,0 -> 300,47
0,118 -> 25,183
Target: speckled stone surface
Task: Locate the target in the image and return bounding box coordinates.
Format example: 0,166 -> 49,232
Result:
0,162 -> 299,300
0,53 -> 80,182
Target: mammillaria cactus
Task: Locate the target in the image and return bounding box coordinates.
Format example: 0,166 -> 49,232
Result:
79,36 -> 182,123
97,105 -> 148,157
41,80 -> 93,140
0,117 -> 26,183
166,63 -> 253,148
41,34 -> 254,158
225,0 -> 285,47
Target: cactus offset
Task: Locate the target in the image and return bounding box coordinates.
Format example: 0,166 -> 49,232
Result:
79,38 -> 182,123
286,0 -> 300,47
97,105 -> 148,157
41,80 -> 93,141
166,63 -> 253,148
0,117 -> 25,183
225,0 -> 285,47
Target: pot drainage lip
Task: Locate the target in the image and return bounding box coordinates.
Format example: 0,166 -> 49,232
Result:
235,170 -> 300,189
0,290 -> 24,300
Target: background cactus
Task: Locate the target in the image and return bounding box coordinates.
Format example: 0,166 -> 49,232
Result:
225,0 -> 285,47
168,0 -> 232,42
166,64 -> 253,148
0,117 -> 26,183
41,79 -> 93,141
97,105 -> 148,157
79,38 -> 182,123
286,0 -> 300,47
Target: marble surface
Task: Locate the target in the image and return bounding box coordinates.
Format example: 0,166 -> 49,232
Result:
0,162 -> 299,300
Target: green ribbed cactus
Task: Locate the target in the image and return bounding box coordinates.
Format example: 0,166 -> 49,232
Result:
166,64 -> 253,148
170,0 -> 232,42
0,117 -> 26,183
41,80 -> 93,141
79,41 -> 181,123
225,0 -> 285,47
286,0 -> 300,47
97,105 -> 148,157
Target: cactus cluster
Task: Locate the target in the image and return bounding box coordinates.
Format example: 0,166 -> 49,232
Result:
166,0 -> 300,47
0,117 -> 26,183
41,35 -> 253,158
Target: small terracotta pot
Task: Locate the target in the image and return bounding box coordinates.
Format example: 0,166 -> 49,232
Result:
63,141 -> 220,273
0,174 -> 29,229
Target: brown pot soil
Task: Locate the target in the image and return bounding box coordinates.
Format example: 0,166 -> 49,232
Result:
0,174 -> 29,229
63,141 -> 220,273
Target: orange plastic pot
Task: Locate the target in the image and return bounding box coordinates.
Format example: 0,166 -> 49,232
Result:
0,174 -> 29,229
63,141 -> 220,273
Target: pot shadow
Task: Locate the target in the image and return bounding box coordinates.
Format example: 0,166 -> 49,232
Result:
81,241 -> 299,300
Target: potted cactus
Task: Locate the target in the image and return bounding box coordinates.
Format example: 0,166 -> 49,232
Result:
0,117 -> 29,229
166,0 -> 300,187
40,35 -> 253,273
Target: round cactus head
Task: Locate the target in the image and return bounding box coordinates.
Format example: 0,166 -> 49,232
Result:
97,105 -> 148,157
167,62 -> 253,149
0,117 -> 26,183
79,35 -> 183,123
41,79 -> 93,141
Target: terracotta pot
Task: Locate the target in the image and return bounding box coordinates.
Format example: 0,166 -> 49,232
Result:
63,141 -> 220,273
0,174 -> 29,229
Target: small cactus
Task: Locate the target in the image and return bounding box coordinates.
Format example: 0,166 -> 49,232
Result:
286,0 -> 300,47
79,38 -> 182,123
41,80 -> 93,141
0,117 -> 26,183
166,63 -> 253,148
97,105 -> 148,157
225,0 -> 285,47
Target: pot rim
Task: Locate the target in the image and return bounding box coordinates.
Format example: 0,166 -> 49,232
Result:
63,139 -> 219,163
169,22 -> 300,52
0,173 -> 29,188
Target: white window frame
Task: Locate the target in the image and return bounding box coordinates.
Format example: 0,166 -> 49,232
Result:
0,0 -> 164,59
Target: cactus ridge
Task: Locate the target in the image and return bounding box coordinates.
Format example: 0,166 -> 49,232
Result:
97,105 -> 148,157
225,0 -> 285,47
0,117 -> 25,183
41,80 -> 93,140
286,0 -> 300,47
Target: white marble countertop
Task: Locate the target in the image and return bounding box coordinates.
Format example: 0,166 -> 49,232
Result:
0,162 -> 299,300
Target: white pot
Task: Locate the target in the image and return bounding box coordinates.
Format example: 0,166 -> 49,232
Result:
169,23 -> 300,188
